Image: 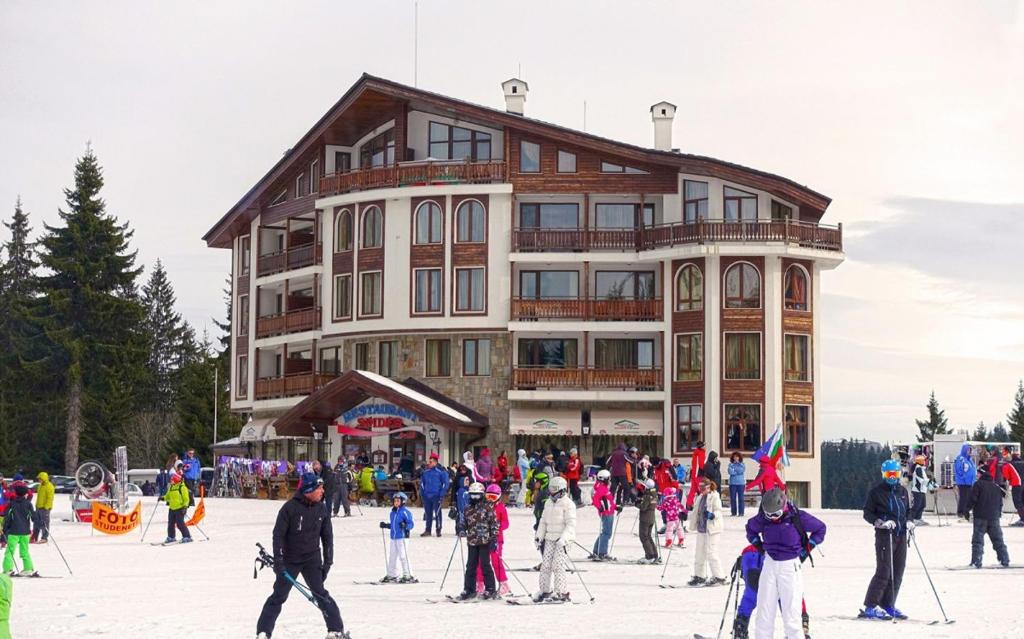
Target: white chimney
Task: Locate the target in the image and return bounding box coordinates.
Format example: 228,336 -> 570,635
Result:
650,101 -> 677,151
502,78 -> 529,115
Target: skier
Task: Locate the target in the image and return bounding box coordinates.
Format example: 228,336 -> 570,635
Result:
476,483 -> 510,594
1010,451 -> 1024,526
953,443 -> 976,520
704,451 -> 722,495
533,476 -> 576,602
657,486 -> 685,549
357,464 -> 375,502
531,467 -> 550,532
256,473 -> 346,639
745,488 -> 826,639
565,448 -> 583,505
454,475 -> 471,536
966,467 -> 1011,568
379,491 -> 416,583
908,455 -> 929,525
319,461 -> 335,516
31,472 -> 54,544
733,544 -> 813,639
607,443 -> 630,506
746,457 -> 786,501
457,482 -> 499,600
636,479 -> 659,563
590,469 -> 619,560
161,473 -> 193,544
688,478 -> 725,587
419,452 -> 450,537
462,451 -> 478,483
685,441 -> 707,509
515,449 -> 530,507
332,459 -> 353,517
728,452 -> 747,516
1,483 -> 35,576
860,459 -> 912,621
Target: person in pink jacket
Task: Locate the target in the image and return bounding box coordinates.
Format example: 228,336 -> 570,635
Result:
476,483 -> 511,595
658,486 -> 686,547
746,458 -> 786,498
590,470 -> 620,560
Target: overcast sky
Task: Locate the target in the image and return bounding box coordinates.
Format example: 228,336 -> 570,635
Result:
2,1 -> 1022,444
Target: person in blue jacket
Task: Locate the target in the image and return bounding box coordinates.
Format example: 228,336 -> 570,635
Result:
728,452 -> 747,516
455,475 -> 471,536
954,443 -> 976,520
419,452 -> 450,537
379,492 -> 416,583
181,448 -> 202,506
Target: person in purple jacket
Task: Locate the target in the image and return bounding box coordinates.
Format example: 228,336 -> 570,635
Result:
745,488 -> 826,639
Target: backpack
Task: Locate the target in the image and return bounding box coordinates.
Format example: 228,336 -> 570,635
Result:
786,504 -> 814,567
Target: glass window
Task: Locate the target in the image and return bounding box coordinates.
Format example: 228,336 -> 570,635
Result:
784,334 -> 810,382
519,271 -> 578,299
784,265 -> 809,311
425,339 -> 451,377
642,203 -> 655,227
295,172 -> 307,197
675,333 -> 702,381
237,356 -> 248,398
674,404 -> 702,453
684,181 -> 708,223
239,236 -> 251,275
429,122 -> 491,160
517,339 -> 578,368
725,333 -> 761,380
724,186 -> 757,222
455,268 -> 485,312
354,342 -> 369,370
518,203 -> 579,229
334,151 -> 351,173
601,161 -> 623,172
676,264 -> 703,311
319,346 -> 341,376
463,339 -> 491,376
333,274 -> 351,319
595,271 -> 655,299
557,150 -> 576,173
378,341 -> 398,377
360,272 -> 382,316
414,201 -> 442,244
456,200 -> 486,243
725,405 -> 762,452
414,269 -> 442,314
238,295 -> 249,335
785,405 -> 811,453
595,203 -> 637,229
772,200 -> 793,221
595,339 -> 654,369
520,140 -> 540,172
334,210 -> 352,252
361,206 -> 383,248
309,159 -> 319,194
724,263 -> 760,308
360,129 -> 395,168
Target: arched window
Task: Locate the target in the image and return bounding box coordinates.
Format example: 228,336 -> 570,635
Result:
334,209 -> 352,252
676,264 -> 703,311
724,263 -> 760,309
361,206 -> 382,248
784,265 -> 809,311
456,200 -> 486,243
414,201 -> 442,245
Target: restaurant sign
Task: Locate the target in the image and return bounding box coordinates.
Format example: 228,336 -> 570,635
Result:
341,402 -> 419,430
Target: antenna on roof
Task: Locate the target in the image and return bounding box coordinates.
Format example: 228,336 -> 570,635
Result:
413,0 -> 419,87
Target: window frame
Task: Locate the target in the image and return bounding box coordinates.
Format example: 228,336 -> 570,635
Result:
295,172 -> 307,198
412,267 -> 443,316
600,161 -> 648,174
236,355 -> 248,399
333,274 -> 352,321
361,205 -> 383,249
675,263 -> 703,311
784,264 -> 810,312
516,338 -> 579,368
424,338 -> 452,377
518,203 -> 580,229
683,180 -> 708,223
309,158 -> 319,194
723,332 -> 762,381
428,121 -> 492,161
784,333 -> 811,382
771,200 -> 793,221
723,262 -> 762,309
673,404 -> 703,455
462,338 -> 491,376
378,340 -> 399,377
519,140 -> 541,173
319,346 -> 341,376
556,150 -> 577,173
359,270 -> 383,318
674,333 -> 703,382
724,185 -> 758,222
518,270 -> 580,300
594,270 -> 656,300
354,342 -> 369,370
334,209 -> 353,253
455,199 -> 487,244
784,404 -> 812,455
238,294 -> 249,336
454,266 -> 486,314
360,129 -> 395,168
238,236 -> 251,276
413,200 -> 444,245
723,404 -> 763,453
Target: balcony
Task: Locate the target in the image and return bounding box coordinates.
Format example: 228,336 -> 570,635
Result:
255,307 -> 321,339
512,366 -> 663,391
511,297 -> 662,321
512,219 -> 842,253
319,159 -> 506,196
254,372 -> 338,400
256,243 -> 323,277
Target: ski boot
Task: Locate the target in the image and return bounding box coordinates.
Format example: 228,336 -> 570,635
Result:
256,633 -> 270,639
531,591 -> 551,603
379,575 -> 398,583
18,570 -> 37,577
550,592 -> 570,602
858,606 -> 892,620
164,536 -> 175,544
885,607 -> 907,620
686,576 -> 705,587
324,632 -> 351,639
705,577 -> 727,587
732,613 -> 750,639
456,590 -> 476,601
398,575 -> 417,583
482,589 -> 499,600
420,530 -> 432,537
180,537 -> 193,544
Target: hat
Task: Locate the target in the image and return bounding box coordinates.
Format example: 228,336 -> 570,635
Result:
485,483 -> 502,495
12,473 -> 23,481
299,472 -> 323,494
14,483 -> 28,496
429,452 -> 439,461
170,473 -> 182,484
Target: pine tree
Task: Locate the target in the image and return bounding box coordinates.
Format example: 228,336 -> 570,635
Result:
915,391 -> 950,443
1008,381 -> 1024,446
971,421 -> 989,442
140,259 -> 188,413
990,421 -> 1009,443
37,148 -> 146,472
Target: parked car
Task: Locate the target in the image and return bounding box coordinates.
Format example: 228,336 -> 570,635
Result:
51,475 -> 77,494
200,467 -> 215,495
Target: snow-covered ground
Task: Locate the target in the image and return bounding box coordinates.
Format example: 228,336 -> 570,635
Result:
14,495 -> 1021,638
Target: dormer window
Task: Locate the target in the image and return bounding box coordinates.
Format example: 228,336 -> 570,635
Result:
601,161 -> 649,174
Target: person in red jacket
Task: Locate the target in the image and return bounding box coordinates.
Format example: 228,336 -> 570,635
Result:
685,442 -> 707,510
988,449 -> 1021,487
747,457 -> 787,501
564,448 -> 583,505
653,458 -> 679,495
496,451 -> 509,489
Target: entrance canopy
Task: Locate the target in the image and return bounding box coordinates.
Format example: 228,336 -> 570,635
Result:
274,369 -> 488,436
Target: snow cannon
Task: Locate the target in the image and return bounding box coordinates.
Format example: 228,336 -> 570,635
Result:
75,460 -> 114,500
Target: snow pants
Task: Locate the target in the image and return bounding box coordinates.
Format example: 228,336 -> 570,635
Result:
754,556 -> 803,639
956,485 -> 972,518
610,475 -> 629,506
638,518 -> 657,559
1,536 -> 32,573
664,519 -> 684,545
31,508 -> 50,542
476,540 -> 506,587
387,538 -> 412,578
863,530 -> 906,609
971,518 -> 1010,565
730,485 -> 745,515
332,484 -> 350,516
257,559 -> 343,636
569,478 -> 581,504
463,544 -> 495,594
1012,485 -> 1024,520
910,491 -> 926,520
693,532 -> 723,579
538,540 -> 568,595
422,494 -> 443,533
166,507 -> 191,540
592,514 -> 614,556
0,573 -> 10,639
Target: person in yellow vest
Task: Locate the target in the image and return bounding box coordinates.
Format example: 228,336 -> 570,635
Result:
161,474 -> 192,544
0,572 -> 11,639
30,473 -> 54,544
358,465 -> 375,501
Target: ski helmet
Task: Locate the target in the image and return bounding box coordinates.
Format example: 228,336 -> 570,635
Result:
914,454 -> 926,465
881,459 -> 901,485
469,482 -> 485,494
644,479 -> 656,490
549,476 -> 568,500
485,483 -> 501,502
393,491 -> 408,504
761,488 -> 787,519
596,469 -> 611,482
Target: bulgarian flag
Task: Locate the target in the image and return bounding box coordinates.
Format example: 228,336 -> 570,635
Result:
753,423 -> 790,467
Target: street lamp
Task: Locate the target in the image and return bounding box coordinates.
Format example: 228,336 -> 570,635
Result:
428,427 -> 440,454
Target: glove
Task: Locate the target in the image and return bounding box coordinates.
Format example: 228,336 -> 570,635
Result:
750,538 -> 764,552
554,538 -> 566,549
615,504 -> 624,513
874,519 -> 896,530
706,512 -> 715,520
380,522 -> 391,529
534,538 -> 543,550
399,521 -> 407,530
907,521 -> 916,532
322,563 -> 332,581
488,542 -> 497,553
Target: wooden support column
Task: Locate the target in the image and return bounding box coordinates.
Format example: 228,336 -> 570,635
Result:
583,261 -> 590,321
582,330 -> 589,390
583,193 -> 590,251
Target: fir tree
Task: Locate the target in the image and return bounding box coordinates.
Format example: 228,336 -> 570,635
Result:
1008,381 -> 1024,446
140,259 -> 188,413
37,148 -> 146,472
990,421 -> 1009,443
915,391 -> 950,443
971,421 -> 989,442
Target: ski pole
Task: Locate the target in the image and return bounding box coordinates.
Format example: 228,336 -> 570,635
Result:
401,536 -> 413,576
381,527 -> 390,577
193,524 -> 210,541
563,547 -> 595,602
439,534 -> 461,592
714,568 -> 739,639
607,509 -> 622,555
909,531 -> 955,624
140,500 -> 161,542
41,525 -> 73,576
501,556 -> 530,597
888,530 -> 897,625
660,543 -> 675,581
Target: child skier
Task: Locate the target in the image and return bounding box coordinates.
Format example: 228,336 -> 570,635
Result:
966,466 -> 1011,568
860,458 -> 912,621
733,544 -> 812,639
476,483 -> 510,594
455,475 -> 471,536
379,491 -> 416,583
533,476 -> 576,602
657,486 -> 685,548
688,478 -> 724,586
1,483 -> 35,576
635,479 -> 659,563
909,454 -> 929,525
590,469 -> 619,560
161,473 -> 192,544
745,488 -> 826,639
457,482 -> 499,600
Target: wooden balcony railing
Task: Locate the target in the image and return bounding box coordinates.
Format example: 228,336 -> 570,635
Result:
254,372 -> 338,400
255,306 -> 320,339
512,366 -> 663,391
257,243 -> 324,277
511,297 -> 662,321
512,219 -> 842,253
319,160 -> 507,196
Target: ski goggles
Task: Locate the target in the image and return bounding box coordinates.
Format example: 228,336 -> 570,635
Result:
882,469 -> 901,481
485,493 -> 500,502
765,508 -> 785,520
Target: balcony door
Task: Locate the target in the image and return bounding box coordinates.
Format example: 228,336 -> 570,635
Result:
518,203 -> 579,229
594,271 -> 655,300
594,339 -> 655,369
519,271 -> 579,300
517,339 -> 578,368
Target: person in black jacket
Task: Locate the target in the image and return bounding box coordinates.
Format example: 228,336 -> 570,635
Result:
965,469 -> 1011,568
317,461 -> 336,516
705,451 -> 723,495
1009,452 -> 1024,527
859,459 -> 912,620
2,483 -> 36,576
256,473 -> 347,639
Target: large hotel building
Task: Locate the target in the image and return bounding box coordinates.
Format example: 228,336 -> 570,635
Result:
204,75 -> 844,506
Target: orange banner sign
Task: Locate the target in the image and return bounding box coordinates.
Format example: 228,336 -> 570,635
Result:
186,497 -> 205,526
91,501 -> 142,535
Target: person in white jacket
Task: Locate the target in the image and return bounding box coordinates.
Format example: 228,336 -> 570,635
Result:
533,476 -> 576,602
687,478 -> 725,586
